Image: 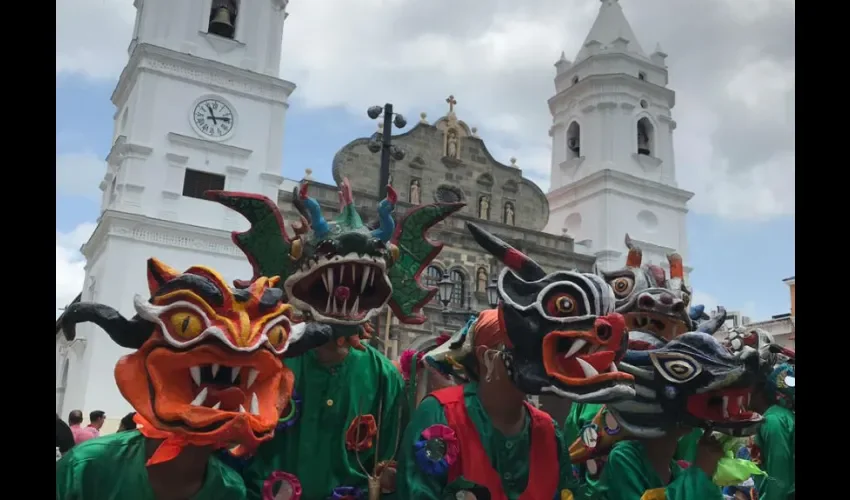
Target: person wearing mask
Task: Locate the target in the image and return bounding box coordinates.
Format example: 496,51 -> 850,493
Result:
68,410 -> 96,444
56,258 -> 328,500
750,363 -> 795,500
240,323 -> 405,500
117,412 -> 137,432
396,310 -> 578,500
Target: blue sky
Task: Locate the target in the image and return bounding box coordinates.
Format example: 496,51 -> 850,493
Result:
56,74 -> 795,321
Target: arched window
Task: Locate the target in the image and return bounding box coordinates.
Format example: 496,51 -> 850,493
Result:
567,121 -> 581,159
638,71 -> 647,81
424,266 -> 442,302
451,270 -> 466,309
637,117 -> 654,156
572,76 -> 579,85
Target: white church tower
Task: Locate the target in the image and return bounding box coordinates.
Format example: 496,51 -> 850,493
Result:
55,0 -> 296,426
544,0 -> 693,273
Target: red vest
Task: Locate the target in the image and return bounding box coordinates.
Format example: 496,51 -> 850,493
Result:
432,386 -> 560,500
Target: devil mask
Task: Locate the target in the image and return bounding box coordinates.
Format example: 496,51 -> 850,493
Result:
58,259 -> 331,465
601,235 -> 694,350
460,222 -> 635,403
206,178 -> 463,328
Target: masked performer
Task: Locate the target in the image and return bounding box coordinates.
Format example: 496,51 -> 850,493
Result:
396,223 -> 636,500
563,327 -> 764,500
56,259 -> 328,500
564,235 -> 706,499
749,362 -> 795,500
207,179 -> 463,499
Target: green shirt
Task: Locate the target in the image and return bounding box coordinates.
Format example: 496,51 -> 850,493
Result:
242,345 -> 405,500
396,382 -> 576,500
755,405 -> 795,500
55,430 -> 245,500
564,404 -> 704,499
597,440 -> 721,500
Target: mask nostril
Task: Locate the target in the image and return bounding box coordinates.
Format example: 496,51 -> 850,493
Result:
671,302 -> 685,313
639,295 -> 655,309
597,324 -> 612,341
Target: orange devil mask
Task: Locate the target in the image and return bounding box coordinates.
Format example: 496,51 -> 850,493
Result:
59,258 -> 331,465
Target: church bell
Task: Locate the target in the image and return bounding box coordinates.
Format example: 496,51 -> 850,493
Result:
209,7 -> 235,38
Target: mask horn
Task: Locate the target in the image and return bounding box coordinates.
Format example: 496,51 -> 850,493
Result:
466,222 -> 546,281
59,303 -> 155,349
697,306 -> 727,335
667,253 -> 684,279
371,185 -> 398,242
624,234 -> 642,268
298,182 -> 329,237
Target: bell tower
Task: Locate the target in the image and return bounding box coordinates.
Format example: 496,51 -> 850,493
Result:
57,0 -> 297,424
544,0 -> 694,273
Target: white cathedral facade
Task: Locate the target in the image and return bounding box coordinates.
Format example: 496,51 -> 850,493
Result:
56,0 -> 692,428
543,0 -> 693,275
55,0 -> 296,427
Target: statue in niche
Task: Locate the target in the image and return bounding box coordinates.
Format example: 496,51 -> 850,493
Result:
478,196 -> 490,219
446,129 -> 459,159
504,203 -> 515,226
409,179 -> 421,205
477,268 -> 488,292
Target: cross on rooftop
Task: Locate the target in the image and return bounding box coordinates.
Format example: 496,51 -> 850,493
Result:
446,95 -> 457,113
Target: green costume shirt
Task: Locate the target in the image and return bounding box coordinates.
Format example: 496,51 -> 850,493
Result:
397,382 -> 577,500
755,405 -> 794,500
597,440 -> 721,500
242,345 -> 405,500
564,404 -> 704,500
55,430 -> 245,500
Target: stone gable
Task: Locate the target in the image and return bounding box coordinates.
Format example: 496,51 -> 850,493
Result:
276,109 -> 595,354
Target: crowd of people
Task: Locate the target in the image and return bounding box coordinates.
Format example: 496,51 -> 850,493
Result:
54,181 -> 794,499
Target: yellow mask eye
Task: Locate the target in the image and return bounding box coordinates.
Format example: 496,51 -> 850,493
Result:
167,312 -> 205,340
267,324 -> 289,349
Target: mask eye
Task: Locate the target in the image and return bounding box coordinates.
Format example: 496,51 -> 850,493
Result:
164,311 -> 205,341
546,293 -> 577,316
263,317 -> 292,354
610,277 -> 635,298
650,352 -> 702,383
267,325 -> 288,350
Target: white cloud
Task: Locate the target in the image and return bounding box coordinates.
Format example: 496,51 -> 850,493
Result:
56,0 -> 794,221
56,223 -> 96,318
56,153 -> 107,201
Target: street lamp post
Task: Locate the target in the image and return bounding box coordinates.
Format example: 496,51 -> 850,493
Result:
437,272 -> 455,309
367,104 -> 407,200
486,277 -> 500,308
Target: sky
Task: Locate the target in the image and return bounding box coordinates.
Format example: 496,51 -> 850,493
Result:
56,0 -> 795,322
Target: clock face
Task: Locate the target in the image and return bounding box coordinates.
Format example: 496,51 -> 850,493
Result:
192,98 -> 234,138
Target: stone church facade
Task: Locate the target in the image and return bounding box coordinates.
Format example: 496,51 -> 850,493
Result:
274,101 -> 595,355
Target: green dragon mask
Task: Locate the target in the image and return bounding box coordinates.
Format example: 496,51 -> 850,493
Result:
205,178 -> 463,326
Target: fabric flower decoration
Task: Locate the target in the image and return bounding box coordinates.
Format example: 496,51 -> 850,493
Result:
262,471 -> 302,500
765,363 -> 795,409
277,391 -> 302,431
413,424 -> 459,476
345,414 -> 377,452
328,486 -> 362,499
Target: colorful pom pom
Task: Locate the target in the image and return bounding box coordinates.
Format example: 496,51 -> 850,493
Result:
413,424 -> 459,476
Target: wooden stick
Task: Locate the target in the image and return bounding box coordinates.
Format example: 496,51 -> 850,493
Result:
383,307 -> 393,357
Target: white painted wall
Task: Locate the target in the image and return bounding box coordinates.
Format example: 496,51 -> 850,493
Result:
56,0 -> 295,419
